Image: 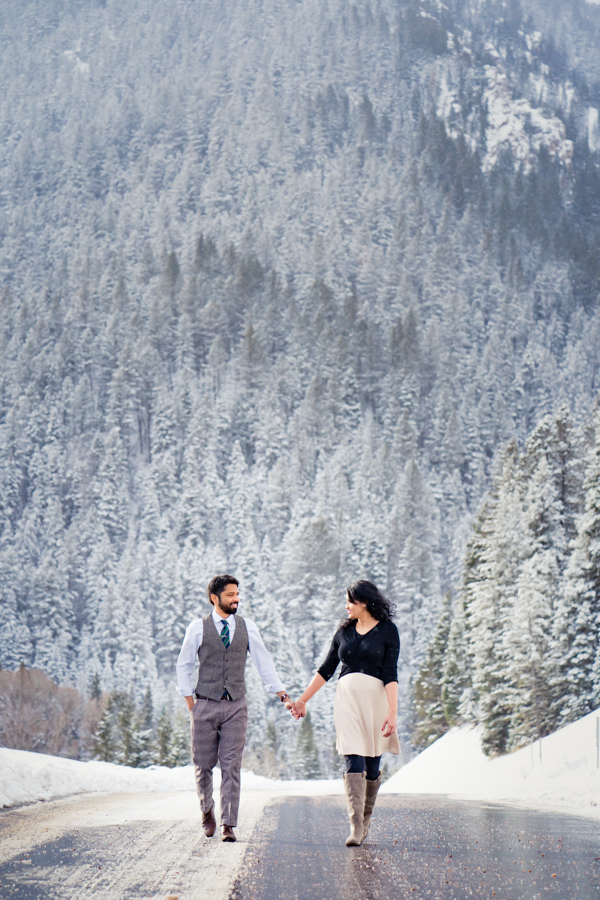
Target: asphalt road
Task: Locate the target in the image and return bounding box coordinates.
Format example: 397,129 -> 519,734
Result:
231,795 -> 600,900
1,792 -> 598,900
0,790 -> 268,900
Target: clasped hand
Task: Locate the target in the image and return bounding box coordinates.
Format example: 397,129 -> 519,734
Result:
288,699 -> 306,720
281,697 -> 305,719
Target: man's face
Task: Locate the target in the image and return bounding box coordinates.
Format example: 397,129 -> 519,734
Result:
212,583 -> 240,617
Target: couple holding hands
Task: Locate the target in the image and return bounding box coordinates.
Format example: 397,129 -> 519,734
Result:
176,575 -> 400,846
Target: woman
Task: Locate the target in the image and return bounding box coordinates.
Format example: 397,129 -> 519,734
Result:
294,580 -> 400,846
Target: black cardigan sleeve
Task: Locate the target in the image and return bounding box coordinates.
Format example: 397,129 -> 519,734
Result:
317,628 -> 342,682
380,621 -> 400,685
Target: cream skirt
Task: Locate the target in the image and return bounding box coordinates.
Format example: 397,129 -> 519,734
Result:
334,672 -> 400,757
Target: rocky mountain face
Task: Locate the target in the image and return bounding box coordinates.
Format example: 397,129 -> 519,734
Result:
0,0 -> 599,775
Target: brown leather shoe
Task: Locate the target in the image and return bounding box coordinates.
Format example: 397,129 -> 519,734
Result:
202,805 -> 216,838
221,825 -> 236,842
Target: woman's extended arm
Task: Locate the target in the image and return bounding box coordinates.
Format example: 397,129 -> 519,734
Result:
293,628 -> 342,719
293,673 -> 326,718
381,680 -> 398,737
293,627 -> 342,718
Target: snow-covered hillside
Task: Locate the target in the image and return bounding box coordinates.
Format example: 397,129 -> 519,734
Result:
2,0 -> 600,781
383,708 -> 600,820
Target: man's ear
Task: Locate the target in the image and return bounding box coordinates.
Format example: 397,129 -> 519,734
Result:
209,594 -> 217,606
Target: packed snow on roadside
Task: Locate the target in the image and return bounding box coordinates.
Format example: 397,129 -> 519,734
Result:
4,708 -> 600,817
0,748 -> 343,809
382,707 -> 600,820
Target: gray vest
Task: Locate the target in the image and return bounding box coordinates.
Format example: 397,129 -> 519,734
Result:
195,614 -> 249,701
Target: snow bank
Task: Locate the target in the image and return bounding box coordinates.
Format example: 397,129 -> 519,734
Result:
0,750 -> 193,808
5,709 -> 600,817
382,708 -> 600,819
0,748 -> 342,809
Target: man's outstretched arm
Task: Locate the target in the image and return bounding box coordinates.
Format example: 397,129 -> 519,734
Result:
246,620 -> 294,711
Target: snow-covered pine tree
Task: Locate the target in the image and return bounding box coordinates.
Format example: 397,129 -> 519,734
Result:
136,686 -> 156,768
155,707 -> 175,768
0,547 -> 32,669
556,406 -> 600,722
114,691 -> 141,767
507,456 -> 563,749
94,699 -> 118,763
171,710 -> 192,766
506,409 -> 582,749
390,458 -> 441,669
294,712 -> 322,780
463,441 -> 523,756
441,592 -> 471,726
411,592 -> 451,748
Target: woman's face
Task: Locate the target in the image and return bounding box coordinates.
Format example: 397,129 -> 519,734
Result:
345,595 -> 366,618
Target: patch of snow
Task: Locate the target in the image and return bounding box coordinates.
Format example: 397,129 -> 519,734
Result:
436,74 -> 462,138
558,81 -> 576,117
435,75 -> 475,151
525,32 -> 543,51
529,74 -> 547,104
587,107 -> 599,153
484,41 -> 501,62
64,49 -> 89,75
0,748 -> 343,809
382,708 -> 600,820
482,65 -> 572,173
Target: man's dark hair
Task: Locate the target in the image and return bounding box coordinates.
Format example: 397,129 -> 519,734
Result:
207,574 -> 239,605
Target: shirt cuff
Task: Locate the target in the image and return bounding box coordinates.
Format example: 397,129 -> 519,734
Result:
263,681 -> 286,694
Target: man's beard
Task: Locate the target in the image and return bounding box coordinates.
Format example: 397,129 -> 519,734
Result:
222,602 -> 238,615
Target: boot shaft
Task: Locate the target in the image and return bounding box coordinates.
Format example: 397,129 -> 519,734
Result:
343,772 -> 367,846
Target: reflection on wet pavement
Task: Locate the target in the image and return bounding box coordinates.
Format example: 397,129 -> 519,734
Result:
231,794 -> 600,900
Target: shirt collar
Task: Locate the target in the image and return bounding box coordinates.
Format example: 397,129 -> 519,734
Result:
212,609 -> 230,628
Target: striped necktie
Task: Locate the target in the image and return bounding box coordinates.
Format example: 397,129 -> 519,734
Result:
220,620 -> 230,649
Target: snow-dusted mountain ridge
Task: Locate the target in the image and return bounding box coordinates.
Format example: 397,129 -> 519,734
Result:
0,0 -> 599,777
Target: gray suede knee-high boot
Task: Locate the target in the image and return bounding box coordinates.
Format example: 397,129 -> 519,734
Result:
343,772 -> 367,846
362,775 -> 382,842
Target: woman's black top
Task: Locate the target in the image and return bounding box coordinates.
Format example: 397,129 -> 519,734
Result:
317,620 -> 400,686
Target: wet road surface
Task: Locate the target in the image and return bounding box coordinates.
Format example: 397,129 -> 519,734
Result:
231,795 -> 600,900
0,790 -> 268,900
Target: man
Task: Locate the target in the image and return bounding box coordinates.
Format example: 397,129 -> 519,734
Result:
177,574 -> 293,842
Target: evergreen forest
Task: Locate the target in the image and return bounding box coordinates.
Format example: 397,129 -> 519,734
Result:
414,403 -> 600,758
1,0 -> 600,776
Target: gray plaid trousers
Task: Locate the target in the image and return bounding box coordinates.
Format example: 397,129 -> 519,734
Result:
190,696 -> 248,826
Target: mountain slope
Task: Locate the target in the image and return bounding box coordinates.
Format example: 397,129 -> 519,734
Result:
1,0 -> 599,775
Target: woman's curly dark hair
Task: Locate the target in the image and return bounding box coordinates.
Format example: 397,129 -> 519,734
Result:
340,580 -> 395,629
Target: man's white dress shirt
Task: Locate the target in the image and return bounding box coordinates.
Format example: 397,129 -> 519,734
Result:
176,609 -> 286,697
